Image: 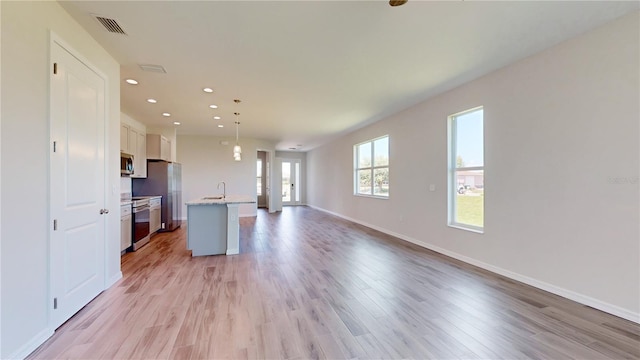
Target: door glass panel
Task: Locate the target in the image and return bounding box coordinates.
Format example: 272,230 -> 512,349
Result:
295,162 -> 300,202
282,162 -> 291,202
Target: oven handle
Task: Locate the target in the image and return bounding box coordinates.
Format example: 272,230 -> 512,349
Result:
133,205 -> 150,213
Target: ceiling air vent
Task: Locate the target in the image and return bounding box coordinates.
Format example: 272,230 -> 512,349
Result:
139,64 -> 167,74
94,15 -> 127,35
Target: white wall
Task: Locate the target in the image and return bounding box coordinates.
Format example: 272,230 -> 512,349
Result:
1,2 -> 121,358
307,12 -> 640,321
276,151 -> 307,204
177,135 -> 276,217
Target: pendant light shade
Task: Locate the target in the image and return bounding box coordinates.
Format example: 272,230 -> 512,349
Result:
233,100 -> 242,161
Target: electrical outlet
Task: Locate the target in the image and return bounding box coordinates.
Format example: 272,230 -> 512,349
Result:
161,222 -> 165,229
429,184 -> 436,192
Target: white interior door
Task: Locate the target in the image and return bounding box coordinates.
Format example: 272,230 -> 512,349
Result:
282,159 -> 301,206
50,39 -> 107,329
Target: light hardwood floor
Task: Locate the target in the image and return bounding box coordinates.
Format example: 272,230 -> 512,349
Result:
29,206 -> 640,359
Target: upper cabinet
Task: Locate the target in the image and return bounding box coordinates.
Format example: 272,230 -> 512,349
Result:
120,123 -> 147,178
147,134 -> 172,161
120,123 -> 130,153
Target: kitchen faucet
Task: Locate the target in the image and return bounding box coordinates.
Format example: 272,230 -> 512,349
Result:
217,181 -> 226,199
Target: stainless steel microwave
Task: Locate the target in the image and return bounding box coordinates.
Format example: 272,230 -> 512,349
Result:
121,152 -> 134,175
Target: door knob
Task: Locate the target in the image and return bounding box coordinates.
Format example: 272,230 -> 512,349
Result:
100,208 -> 110,214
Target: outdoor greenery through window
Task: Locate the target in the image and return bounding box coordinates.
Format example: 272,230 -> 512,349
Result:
449,107 -> 484,231
354,135 -> 389,197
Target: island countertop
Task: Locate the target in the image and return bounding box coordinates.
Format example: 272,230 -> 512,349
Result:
186,195 -> 256,206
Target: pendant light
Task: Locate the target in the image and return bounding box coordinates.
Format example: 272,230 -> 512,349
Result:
233,99 -> 242,161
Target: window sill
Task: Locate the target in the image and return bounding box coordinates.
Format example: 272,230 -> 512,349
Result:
354,194 -> 389,200
448,223 -> 484,234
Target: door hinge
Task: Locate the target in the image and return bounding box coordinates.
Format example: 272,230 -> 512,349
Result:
53,141 -> 57,152
53,219 -> 58,231
53,297 -> 58,309
53,63 -> 58,75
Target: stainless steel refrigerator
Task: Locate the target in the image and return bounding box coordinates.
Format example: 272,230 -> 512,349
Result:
132,160 -> 182,232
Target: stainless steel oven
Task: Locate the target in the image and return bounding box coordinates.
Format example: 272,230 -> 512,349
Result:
132,198 -> 150,250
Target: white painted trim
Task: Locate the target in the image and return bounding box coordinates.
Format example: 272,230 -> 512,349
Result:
307,204 -> 640,324
0,2 -> 3,355
106,272 -> 123,288
6,329 -> 53,360
48,31 -> 112,332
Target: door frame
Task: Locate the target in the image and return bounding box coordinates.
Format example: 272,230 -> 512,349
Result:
258,149 -> 277,213
281,158 -> 302,206
48,32 -> 110,329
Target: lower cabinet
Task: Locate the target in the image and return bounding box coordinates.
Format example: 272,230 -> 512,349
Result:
120,204 -> 132,252
150,197 -> 162,234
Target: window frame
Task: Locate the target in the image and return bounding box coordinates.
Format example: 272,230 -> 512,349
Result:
353,135 -> 390,199
448,107 -> 484,233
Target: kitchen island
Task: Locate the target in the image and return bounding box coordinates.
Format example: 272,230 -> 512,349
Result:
185,195 -> 255,256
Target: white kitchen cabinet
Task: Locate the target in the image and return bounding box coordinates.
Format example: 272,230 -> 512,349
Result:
149,197 -> 162,234
120,124 -> 147,177
162,137 -> 171,161
147,134 -> 172,161
120,204 -> 132,252
120,123 -> 130,153
128,127 -> 138,156
134,130 -> 147,178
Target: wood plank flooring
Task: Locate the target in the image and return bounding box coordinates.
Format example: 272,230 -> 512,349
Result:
29,206 -> 640,359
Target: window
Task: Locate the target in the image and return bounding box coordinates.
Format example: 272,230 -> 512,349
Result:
256,159 -> 262,196
448,107 -> 484,232
354,135 -> 389,197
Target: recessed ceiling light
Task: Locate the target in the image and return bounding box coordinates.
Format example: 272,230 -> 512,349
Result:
209,104 -> 218,109
213,116 -> 221,120
217,124 -> 224,128
125,79 -> 138,85
203,88 -> 213,93
173,121 -> 181,125
147,98 -> 157,103
162,112 -> 171,117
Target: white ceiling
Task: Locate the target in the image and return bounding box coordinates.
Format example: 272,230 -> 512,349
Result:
60,1 -> 638,151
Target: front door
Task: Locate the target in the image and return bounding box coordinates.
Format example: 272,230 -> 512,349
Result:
281,159 -> 301,205
50,38 -> 107,329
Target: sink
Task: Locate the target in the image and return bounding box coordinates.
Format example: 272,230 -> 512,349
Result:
203,196 -> 224,200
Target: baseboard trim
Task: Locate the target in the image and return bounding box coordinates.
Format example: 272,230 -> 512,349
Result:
106,271 -> 123,288
307,204 -> 640,324
7,328 -> 53,360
